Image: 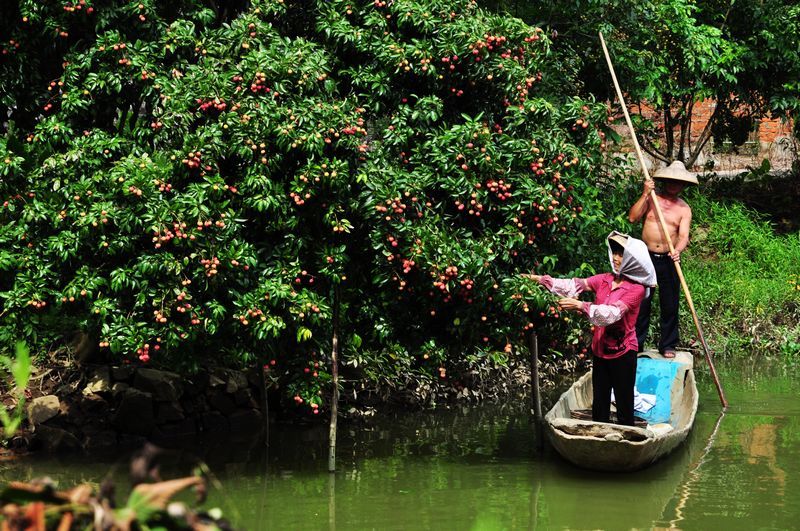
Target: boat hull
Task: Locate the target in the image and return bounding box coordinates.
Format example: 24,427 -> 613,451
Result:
544,351 -> 698,472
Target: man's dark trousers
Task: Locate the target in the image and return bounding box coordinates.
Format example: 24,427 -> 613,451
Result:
636,251 -> 679,353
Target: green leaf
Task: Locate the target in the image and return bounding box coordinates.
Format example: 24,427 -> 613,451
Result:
297,327 -> 313,343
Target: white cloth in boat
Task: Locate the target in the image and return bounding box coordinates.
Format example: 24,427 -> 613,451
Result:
611,387 -> 657,413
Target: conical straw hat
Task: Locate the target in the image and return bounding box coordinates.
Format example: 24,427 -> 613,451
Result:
652,161 -> 698,185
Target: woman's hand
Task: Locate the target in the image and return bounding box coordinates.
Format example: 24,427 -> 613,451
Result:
557,297 -> 583,312
521,273 -> 542,283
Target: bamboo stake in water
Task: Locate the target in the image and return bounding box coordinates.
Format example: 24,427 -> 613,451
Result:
598,31 -> 727,408
528,330 -> 544,449
328,286 -> 341,472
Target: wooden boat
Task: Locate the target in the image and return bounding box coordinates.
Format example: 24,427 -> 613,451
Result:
544,350 -> 698,472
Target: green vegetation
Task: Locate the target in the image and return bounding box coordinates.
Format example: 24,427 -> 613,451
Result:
682,193 -> 800,358
0,342 -> 32,441
0,0 -> 797,416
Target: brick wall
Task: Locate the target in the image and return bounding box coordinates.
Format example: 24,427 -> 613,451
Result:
615,99 -> 796,170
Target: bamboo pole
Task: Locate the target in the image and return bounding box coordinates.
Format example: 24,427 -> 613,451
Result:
598,31 -> 728,408
327,285 -> 341,472
527,330 -> 544,450
328,473 -> 337,530
261,366 -> 270,447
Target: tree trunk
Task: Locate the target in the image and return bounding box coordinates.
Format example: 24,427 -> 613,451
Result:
664,105 -> 675,161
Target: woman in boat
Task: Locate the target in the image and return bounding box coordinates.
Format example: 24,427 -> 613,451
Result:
526,231 -> 656,426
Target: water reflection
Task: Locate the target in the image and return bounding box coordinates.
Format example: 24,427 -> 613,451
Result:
742,422 -> 786,493
660,410 -> 725,529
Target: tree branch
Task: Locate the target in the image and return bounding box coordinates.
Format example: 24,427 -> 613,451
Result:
677,96 -> 692,161
683,98 -> 696,162
687,101 -> 723,167
639,135 -> 671,164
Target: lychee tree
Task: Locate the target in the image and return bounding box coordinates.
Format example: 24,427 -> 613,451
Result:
1,0 -> 619,411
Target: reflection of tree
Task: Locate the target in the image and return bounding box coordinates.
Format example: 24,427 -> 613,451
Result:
741,422 -> 786,494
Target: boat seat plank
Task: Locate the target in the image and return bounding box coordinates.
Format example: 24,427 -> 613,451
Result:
570,408 -> 648,428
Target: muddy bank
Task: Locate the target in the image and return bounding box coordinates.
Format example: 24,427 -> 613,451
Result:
4,353 -> 585,455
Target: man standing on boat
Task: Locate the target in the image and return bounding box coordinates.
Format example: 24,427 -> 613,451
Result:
628,161 -> 697,359
526,232 -> 656,426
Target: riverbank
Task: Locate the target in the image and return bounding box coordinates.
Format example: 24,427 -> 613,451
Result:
2,349 -> 583,455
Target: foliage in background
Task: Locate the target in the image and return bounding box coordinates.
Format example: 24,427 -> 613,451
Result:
701,160 -> 800,234
482,0 -> 800,167
0,342 -> 32,441
0,0 -> 628,411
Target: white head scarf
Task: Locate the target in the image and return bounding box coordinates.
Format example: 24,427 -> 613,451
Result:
607,230 -> 656,288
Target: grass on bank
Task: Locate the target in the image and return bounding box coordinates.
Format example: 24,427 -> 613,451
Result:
681,194 -> 800,358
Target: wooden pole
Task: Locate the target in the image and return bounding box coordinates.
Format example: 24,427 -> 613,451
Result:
261,366 -> 270,447
327,285 -> 341,472
328,472 -> 337,530
527,330 -> 544,449
598,31 -> 728,408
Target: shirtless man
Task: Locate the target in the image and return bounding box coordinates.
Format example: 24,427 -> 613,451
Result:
628,161 -> 697,358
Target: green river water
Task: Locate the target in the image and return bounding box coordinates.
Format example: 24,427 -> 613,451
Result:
2,358 -> 799,530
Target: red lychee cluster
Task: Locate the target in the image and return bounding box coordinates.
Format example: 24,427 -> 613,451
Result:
289,190 -> 311,206
2,194 -> 23,208
196,97 -> 227,114
136,340 -> 161,363
201,256 -> 220,276
432,265 -> 459,295
249,72 -> 273,95
486,179 -> 512,201
182,150 -> 206,170
154,179 -> 172,193
401,258 -> 416,274
571,118 -> 590,131
237,307 -> 266,326
440,54 -> 461,72
375,193 -> 423,222
62,0 -> 92,14
1,39 -> 21,56
152,221 -> 197,248
293,270 -> 315,285
454,192 -> 484,217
